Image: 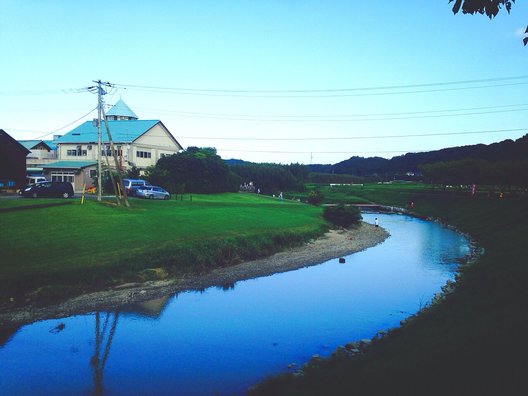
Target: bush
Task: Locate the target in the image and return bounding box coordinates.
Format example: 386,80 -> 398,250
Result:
323,204 -> 362,228
307,190 -> 324,205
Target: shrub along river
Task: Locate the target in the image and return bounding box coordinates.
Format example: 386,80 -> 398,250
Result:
0,213 -> 470,395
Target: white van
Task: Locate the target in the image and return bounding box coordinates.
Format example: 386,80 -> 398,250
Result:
122,179 -> 152,196
26,176 -> 46,185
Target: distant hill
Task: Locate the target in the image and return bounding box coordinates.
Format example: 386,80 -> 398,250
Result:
224,158 -> 251,166
309,134 -> 528,176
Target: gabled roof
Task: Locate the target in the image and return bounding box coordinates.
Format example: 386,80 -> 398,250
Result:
0,129 -> 31,155
41,161 -> 96,169
55,120 -> 161,144
43,140 -> 57,150
18,140 -> 55,151
106,99 -> 138,119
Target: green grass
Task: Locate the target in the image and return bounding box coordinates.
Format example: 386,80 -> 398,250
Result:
288,182 -> 431,205
0,193 -> 326,301
254,183 -> 528,395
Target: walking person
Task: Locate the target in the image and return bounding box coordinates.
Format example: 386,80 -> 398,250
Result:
375,217 -> 379,227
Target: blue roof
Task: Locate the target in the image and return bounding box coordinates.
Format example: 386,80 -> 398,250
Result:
55,120 -> 160,144
18,140 -> 39,150
43,140 -> 57,150
41,161 -> 97,169
106,99 -> 138,119
18,140 -> 54,151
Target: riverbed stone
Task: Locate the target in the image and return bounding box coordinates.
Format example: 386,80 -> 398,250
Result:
345,342 -> 358,350
359,338 -> 371,347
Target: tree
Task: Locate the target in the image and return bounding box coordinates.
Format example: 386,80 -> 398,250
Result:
149,147 -> 240,194
229,163 -> 302,194
125,166 -> 140,179
449,0 -> 527,45
323,204 -> 362,228
450,0 -> 515,17
307,189 -> 324,206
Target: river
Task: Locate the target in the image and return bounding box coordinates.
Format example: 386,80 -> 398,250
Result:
0,213 -> 469,395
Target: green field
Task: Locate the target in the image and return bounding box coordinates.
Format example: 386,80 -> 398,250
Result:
0,193 -> 326,301
286,182 -> 431,205
254,183 -> 528,395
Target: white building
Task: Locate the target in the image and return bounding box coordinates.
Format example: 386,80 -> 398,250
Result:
42,99 -> 183,189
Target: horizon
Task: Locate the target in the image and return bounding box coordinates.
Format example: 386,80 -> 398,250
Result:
1,1 -> 527,164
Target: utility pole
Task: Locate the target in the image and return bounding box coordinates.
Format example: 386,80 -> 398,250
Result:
95,80 -> 103,202
92,80 -> 129,207
102,108 -> 130,208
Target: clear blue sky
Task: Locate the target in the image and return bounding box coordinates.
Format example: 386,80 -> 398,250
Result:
1,0 -> 527,164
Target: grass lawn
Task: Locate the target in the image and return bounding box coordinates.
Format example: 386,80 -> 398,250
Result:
254,183 -> 528,395
0,193 -> 326,300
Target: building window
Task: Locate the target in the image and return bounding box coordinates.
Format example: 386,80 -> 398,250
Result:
136,150 -> 152,158
101,145 -> 122,156
51,171 -> 75,183
67,149 -> 86,156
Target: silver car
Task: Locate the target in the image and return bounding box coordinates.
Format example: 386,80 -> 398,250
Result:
135,186 -> 171,200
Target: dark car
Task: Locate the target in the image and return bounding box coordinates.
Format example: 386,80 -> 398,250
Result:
21,181 -> 74,198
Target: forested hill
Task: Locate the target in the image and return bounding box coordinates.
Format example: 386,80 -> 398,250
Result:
309,134 -> 528,176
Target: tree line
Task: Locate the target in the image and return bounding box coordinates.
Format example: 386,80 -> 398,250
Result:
420,158 -> 528,192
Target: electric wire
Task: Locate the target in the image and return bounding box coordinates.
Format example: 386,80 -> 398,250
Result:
115,75 -> 528,94
139,106 -> 528,122
178,128 -> 526,141
215,148 -> 422,154
135,102 -> 528,119
6,107 -> 97,140
116,81 -> 528,98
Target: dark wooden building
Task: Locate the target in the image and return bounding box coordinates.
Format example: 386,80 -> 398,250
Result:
0,129 -> 30,189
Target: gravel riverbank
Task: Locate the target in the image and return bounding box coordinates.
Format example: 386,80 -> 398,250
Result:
0,222 -> 389,327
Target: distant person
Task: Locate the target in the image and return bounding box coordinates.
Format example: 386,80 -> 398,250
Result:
279,192 -> 283,200
375,217 -> 379,227
410,201 -> 414,209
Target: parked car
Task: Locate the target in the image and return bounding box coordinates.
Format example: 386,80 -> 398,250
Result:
21,181 -> 74,198
123,179 -> 151,197
135,186 -> 171,200
26,176 -> 46,185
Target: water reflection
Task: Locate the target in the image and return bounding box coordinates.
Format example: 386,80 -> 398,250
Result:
121,296 -> 171,319
91,311 -> 119,396
0,325 -> 19,348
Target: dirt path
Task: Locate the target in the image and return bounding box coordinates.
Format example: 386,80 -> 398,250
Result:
0,222 -> 389,327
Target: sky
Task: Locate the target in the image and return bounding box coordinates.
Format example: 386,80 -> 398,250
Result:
1,0 -> 527,164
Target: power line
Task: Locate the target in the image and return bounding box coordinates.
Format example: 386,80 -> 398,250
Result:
6,107 -> 97,140
216,148 -> 421,154
115,74 -> 528,94
50,106 -> 98,134
117,81 -> 528,98
179,128 -> 526,141
139,105 -> 528,122
0,87 -> 88,96
136,102 -> 528,119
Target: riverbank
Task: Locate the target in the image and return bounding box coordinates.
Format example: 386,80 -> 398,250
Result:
251,184 -> 528,395
0,194 -> 328,305
0,222 -> 388,327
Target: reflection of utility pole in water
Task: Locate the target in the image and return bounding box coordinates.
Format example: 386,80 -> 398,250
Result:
91,311 -> 119,396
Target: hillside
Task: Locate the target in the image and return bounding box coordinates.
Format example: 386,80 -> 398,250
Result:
309,134 -> 528,176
